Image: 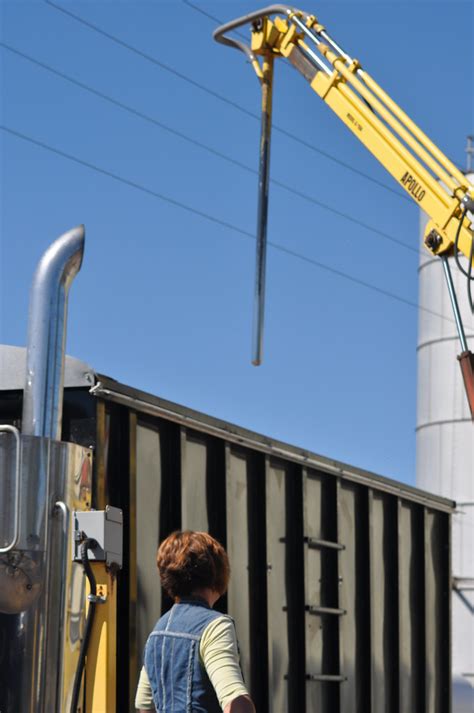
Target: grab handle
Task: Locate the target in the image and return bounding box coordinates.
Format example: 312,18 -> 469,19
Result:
0,425 -> 21,553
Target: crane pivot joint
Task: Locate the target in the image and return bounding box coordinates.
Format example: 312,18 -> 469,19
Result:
425,229 -> 443,252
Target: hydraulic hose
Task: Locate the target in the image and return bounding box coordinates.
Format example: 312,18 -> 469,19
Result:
70,538 -> 98,713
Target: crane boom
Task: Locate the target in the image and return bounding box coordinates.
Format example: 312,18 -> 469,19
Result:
214,4 -> 474,416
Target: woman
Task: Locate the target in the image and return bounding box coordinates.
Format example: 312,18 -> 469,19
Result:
135,530 -> 256,713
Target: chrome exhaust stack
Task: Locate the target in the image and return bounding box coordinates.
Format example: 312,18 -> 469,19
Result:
22,224 -> 85,440
0,226 -> 92,712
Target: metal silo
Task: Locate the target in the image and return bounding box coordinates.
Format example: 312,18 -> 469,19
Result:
416,147 -> 474,712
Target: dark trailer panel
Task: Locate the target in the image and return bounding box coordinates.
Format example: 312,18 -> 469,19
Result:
0,356 -> 453,713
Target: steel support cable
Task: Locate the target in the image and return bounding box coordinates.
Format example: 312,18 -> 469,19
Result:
0,41 -> 419,257
1,123 -> 462,328
43,0 -> 410,203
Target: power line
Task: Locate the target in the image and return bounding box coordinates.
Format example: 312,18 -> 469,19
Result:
1,41 -> 419,256
1,126 -> 252,238
181,0 -> 248,41
1,123 -> 455,326
43,0 -> 411,204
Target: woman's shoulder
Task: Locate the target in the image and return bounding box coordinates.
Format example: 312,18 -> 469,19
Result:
201,613 -> 236,646
200,615 -> 244,684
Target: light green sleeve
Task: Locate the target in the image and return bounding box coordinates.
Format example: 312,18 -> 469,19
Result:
200,615 -> 249,710
134,665 -> 155,710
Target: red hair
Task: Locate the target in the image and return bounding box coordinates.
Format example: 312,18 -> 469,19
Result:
157,531 -> 230,599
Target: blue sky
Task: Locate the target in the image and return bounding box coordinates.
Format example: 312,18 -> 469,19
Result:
1,0 -> 473,485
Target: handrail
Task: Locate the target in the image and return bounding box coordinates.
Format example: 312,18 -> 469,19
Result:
0,425 -> 21,553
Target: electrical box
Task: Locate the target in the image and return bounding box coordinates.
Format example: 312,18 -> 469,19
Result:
73,505 -> 123,568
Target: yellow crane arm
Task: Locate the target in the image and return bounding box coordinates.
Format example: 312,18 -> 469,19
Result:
215,5 -> 473,258
256,12 -> 474,257
213,5 -> 474,415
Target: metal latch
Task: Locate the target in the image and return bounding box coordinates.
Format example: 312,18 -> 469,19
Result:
73,506 -> 123,568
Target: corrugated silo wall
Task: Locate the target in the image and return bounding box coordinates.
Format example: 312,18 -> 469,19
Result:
417,173 -> 474,711
93,383 -> 453,713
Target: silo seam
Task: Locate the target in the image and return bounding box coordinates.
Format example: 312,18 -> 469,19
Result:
416,418 -> 472,431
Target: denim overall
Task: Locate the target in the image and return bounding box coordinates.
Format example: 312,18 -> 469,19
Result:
144,599 -> 224,713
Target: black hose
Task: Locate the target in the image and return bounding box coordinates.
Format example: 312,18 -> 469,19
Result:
468,230 -> 474,314
70,538 -> 98,713
454,209 -> 470,278
453,207 -> 474,314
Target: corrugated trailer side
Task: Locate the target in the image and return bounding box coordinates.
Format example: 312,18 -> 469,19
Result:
92,376 -> 453,713
0,360 -> 453,713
